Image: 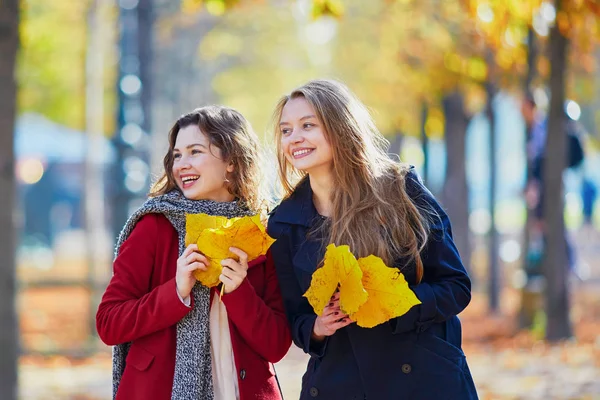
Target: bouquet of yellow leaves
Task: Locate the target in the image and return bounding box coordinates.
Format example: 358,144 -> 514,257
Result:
303,244 -> 421,328
185,213 -> 276,288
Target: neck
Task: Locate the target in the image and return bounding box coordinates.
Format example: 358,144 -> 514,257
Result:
309,171 -> 334,217
206,193 -> 235,203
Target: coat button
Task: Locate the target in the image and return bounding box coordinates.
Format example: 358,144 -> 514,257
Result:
401,364 -> 412,374
309,387 -> 319,397
239,369 -> 246,380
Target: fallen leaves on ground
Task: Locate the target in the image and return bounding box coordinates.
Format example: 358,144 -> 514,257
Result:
17,287 -> 600,400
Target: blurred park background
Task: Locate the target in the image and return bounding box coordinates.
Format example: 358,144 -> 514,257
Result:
1,0 -> 600,399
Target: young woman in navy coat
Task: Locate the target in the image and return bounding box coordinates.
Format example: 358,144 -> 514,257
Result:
268,79 -> 478,400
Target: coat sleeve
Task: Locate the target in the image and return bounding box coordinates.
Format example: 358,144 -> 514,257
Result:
267,222 -> 329,358
221,252 -> 292,363
96,214 -> 192,345
391,171 -> 472,334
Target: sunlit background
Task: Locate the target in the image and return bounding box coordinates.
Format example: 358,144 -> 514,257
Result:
7,0 -> 600,398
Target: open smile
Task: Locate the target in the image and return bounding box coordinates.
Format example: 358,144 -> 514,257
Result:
181,175 -> 200,189
292,148 -> 315,159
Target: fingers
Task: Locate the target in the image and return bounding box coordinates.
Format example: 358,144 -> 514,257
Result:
323,297 -> 341,312
186,252 -> 208,265
321,310 -> 348,325
219,272 -> 235,286
220,263 -> 246,281
182,244 -> 198,258
186,261 -> 207,272
322,301 -> 341,315
221,258 -> 247,274
219,271 -> 243,294
315,313 -> 353,337
228,247 -> 248,264
330,317 -> 354,331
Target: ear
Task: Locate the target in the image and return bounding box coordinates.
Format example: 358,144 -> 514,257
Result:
226,162 -> 235,173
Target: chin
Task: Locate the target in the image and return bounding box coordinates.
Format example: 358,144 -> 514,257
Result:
291,161 -> 315,171
181,188 -> 202,200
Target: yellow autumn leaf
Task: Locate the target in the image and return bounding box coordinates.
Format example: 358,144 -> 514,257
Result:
187,214 -> 276,287
350,255 -> 421,328
334,245 -> 368,315
303,244 -> 367,316
185,213 -> 233,246
303,246 -> 339,316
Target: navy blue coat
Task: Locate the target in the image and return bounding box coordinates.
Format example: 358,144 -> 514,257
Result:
268,169 -> 478,400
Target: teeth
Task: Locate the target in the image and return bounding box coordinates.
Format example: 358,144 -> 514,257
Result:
182,176 -> 199,183
293,149 -> 312,156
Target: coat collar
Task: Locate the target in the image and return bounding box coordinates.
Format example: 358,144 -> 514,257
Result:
269,176 -> 319,227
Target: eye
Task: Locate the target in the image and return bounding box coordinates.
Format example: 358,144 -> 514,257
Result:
303,123 -> 314,129
191,149 -> 203,155
281,128 -> 292,135
173,153 -> 181,160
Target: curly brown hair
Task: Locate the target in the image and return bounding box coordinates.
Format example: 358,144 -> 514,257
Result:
150,105 -> 265,213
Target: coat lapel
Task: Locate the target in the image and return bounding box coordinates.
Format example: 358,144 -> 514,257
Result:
269,177 -> 327,291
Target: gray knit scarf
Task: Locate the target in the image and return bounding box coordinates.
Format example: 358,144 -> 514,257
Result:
111,189 -> 253,400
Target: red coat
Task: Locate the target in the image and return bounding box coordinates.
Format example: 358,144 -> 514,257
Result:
96,213 -> 292,400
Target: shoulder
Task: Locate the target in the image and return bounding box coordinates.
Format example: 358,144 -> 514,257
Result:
267,202 -> 291,240
267,177 -> 311,238
393,165 -> 449,233
392,165 -> 435,207
127,213 -> 176,243
133,213 -> 170,231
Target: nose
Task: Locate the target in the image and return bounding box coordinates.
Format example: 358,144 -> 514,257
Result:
175,156 -> 191,170
289,129 -> 304,144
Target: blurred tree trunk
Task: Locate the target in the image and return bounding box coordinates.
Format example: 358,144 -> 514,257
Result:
112,0 -> 154,239
421,102 -> 429,187
442,91 -> 471,274
389,132 -> 403,159
542,0 -> 572,341
84,0 -> 108,344
0,0 -> 20,398
518,27 -> 540,329
485,79 -> 500,313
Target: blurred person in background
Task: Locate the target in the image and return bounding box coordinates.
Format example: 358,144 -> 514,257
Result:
96,106 -> 291,400
581,177 -> 597,228
521,92 -> 585,278
268,79 -> 477,399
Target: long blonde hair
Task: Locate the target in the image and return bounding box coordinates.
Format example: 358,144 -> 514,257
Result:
272,79 -> 430,282
151,105 -> 266,214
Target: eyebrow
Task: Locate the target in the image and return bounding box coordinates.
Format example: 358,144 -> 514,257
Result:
173,143 -> 208,151
279,115 -> 317,126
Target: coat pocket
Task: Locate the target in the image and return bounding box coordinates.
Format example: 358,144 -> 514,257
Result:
414,331 -> 466,372
127,344 -> 155,372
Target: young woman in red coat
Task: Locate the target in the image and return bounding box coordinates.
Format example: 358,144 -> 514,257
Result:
96,106 -> 292,400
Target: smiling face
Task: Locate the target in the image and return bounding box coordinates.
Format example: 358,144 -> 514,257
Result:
172,124 -> 234,202
279,96 -> 333,176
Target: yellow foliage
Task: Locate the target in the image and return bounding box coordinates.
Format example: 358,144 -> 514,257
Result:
181,0 -> 203,14
336,247 -> 369,315
19,0 -> 117,132
185,213 -> 275,287
303,244 -> 368,315
303,247 -> 341,316
303,244 -> 420,328
185,213 -> 230,246
311,0 -> 345,19
351,255 -> 422,328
